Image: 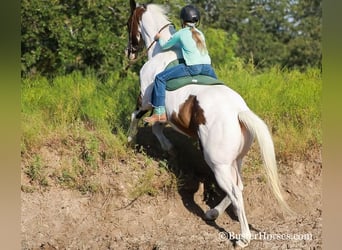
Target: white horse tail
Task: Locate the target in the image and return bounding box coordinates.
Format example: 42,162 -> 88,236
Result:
238,110 -> 294,215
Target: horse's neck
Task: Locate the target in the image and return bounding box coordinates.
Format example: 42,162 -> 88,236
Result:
139,16 -> 182,109
141,11 -> 180,60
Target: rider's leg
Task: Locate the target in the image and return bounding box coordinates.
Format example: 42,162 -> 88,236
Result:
144,63 -> 189,124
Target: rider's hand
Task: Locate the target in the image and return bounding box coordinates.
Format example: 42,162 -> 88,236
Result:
154,33 -> 161,41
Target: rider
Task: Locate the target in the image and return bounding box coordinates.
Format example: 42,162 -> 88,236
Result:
144,4 -> 217,124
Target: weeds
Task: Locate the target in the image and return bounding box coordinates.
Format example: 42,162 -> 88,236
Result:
218,65 -> 321,160
130,167 -> 159,198
24,155 -> 49,187
21,66 -> 321,195
130,163 -> 178,200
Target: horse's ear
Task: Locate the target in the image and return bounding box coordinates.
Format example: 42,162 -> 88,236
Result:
130,0 -> 136,13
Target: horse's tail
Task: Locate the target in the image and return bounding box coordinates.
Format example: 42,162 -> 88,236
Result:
238,110 -> 294,215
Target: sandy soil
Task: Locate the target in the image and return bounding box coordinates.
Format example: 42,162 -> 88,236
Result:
21,127 -> 322,249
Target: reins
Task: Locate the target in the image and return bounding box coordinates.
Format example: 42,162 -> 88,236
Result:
125,22 -> 173,70
147,23 -> 173,51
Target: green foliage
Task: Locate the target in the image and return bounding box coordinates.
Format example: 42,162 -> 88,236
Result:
278,0 -> 322,70
195,0 -> 321,70
21,70 -> 140,194
21,70 -> 138,134
130,163 -> 178,199
56,151 -> 101,194
217,64 -> 321,159
130,167 -> 159,198
21,0 -> 129,77
202,27 -> 239,68
21,0 -> 321,77
25,155 -> 49,187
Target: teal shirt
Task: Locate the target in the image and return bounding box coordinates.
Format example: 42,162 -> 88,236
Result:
158,27 -> 211,66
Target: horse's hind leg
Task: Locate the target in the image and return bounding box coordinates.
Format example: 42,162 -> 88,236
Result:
212,164 -> 251,247
204,160 -> 242,221
236,122 -> 254,178
205,126 -> 253,222
205,195 -> 231,221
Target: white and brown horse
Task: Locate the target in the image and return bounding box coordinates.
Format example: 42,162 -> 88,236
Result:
125,1 -> 292,247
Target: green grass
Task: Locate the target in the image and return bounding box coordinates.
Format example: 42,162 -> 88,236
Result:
217,65 -> 321,160
21,65 -> 321,193
21,70 -> 140,193
21,70 -> 139,132
129,161 -> 178,199
24,155 -> 49,187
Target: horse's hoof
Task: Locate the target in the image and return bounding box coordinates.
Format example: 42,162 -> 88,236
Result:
235,238 -> 250,249
127,136 -> 136,146
204,208 -> 219,221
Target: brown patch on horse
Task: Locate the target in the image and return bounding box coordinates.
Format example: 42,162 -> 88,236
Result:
170,95 -> 206,138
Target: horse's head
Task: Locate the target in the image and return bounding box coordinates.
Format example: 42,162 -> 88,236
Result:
125,0 -> 146,60
125,0 -> 175,60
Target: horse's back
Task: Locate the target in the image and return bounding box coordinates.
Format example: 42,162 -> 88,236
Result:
166,83 -> 249,116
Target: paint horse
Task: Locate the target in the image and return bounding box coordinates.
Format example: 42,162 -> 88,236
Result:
125,1 -> 291,247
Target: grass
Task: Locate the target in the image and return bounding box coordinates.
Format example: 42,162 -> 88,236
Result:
217,65 -> 321,160
24,155 -> 49,187
21,65 -> 321,194
130,164 -> 178,199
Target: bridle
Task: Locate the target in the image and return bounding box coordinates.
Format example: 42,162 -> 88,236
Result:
126,5 -> 145,58
126,5 -> 174,70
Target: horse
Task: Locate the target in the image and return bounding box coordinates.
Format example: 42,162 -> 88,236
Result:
125,1 -> 292,247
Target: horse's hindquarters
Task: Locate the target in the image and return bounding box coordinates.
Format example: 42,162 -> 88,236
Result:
165,84 -> 249,120
165,85 -> 250,160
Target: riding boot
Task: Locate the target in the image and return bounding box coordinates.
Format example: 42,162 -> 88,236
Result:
144,106 -> 167,124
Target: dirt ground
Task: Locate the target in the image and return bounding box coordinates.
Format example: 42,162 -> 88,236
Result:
21,127 -> 322,250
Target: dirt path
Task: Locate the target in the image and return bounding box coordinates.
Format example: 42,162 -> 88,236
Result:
21,128 -> 322,249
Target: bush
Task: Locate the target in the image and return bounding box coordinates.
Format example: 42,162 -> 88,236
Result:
21,0 -> 129,78
22,70 -> 139,130
217,65 -> 321,159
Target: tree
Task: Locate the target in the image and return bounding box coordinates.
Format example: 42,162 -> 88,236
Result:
21,0 -> 130,78
286,0 -> 322,69
193,0 -> 321,70
21,0 -> 321,77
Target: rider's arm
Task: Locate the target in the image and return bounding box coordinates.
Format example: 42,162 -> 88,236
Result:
157,30 -> 182,50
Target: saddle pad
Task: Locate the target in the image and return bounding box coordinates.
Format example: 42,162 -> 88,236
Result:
164,59 -> 225,91
166,75 -> 225,91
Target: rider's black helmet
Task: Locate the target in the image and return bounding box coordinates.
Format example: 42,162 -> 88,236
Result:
180,5 -> 200,23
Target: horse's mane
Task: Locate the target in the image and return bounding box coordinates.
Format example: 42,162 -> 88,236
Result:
145,4 -> 170,23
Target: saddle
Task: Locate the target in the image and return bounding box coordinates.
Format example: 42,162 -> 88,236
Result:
165,59 -> 225,91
